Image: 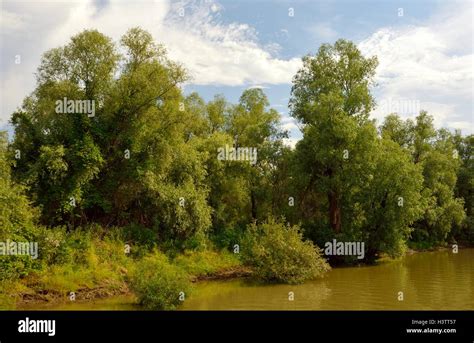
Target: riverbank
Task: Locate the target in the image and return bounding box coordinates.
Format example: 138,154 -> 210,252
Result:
15,266 -> 253,310
3,221 -> 470,310
6,249 -> 247,310
0,224 -> 249,310
9,244 -> 471,310
14,248 -> 474,311
404,243 -> 474,258
2,219 -> 332,310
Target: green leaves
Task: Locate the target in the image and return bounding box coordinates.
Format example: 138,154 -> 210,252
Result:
290,39 -> 378,125
12,28 -> 206,235
38,145 -> 68,183
242,218 -> 330,284
381,113 -> 467,246
129,250 -> 191,310
120,27 -> 166,70
7,30 -> 471,264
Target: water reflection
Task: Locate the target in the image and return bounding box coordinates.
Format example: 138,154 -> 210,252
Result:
181,248 -> 474,310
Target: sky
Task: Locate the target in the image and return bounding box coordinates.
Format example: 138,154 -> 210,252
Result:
1,0 -> 473,146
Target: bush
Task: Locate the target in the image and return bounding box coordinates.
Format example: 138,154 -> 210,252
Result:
242,218 -> 330,284
37,227 -> 70,265
211,226 -> 245,250
122,224 -> 158,252
129,250 -> 190,310
0,225 -> 44,281
0,131 -> 42,280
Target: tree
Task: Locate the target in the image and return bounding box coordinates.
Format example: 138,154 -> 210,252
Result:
197,89 -> 286,235
11,30 -> 116,224
290,40 -> 427,259
290,39 -> 378,234
358,138 -> 424,258
228,88 -> 285,221
453,132 -> 474,242
381,112 -> 466,246
11,28 -> 211,244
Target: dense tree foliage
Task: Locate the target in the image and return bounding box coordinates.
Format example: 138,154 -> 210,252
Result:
381,113 -> 469,246
11,29 -> 209,244
0,132 -> 42,279
289,40 -> 427,259
453,132 -> 474,242
5,30 -> 472,273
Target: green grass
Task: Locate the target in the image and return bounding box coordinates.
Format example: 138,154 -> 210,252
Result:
173,249 -> 241,277
0,225 -> 246,309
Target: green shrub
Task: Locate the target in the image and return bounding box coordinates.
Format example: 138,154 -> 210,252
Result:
122,224 -> 158,250
0,254 -> 39,281
0,132 -> 43,280
0,225 -> 43,281
211,226 -> 245,250
242,218 -> 330,284
36,228 -> 94,268
37,227 -> 71,265
129,250 -> 190,310
0,195 -> 43,280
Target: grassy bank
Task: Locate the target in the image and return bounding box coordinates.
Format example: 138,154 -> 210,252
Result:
1,219 -> 330,310
2,221 -> 468,310
0,226 -> 243,310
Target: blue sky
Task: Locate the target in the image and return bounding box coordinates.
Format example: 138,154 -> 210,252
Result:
1,0 -> 472,145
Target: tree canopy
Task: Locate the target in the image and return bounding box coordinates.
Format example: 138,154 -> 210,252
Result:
6,30 -> 472,260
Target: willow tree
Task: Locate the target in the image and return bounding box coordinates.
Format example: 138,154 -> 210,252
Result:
289,40 -> 426,259
290,39 -> 378,234
453,132 -> 474,243
228,89 -> 284,222
381,112 -> 466,245
11,28 -> 211,243
11,29 -> 117,224
195,89 -> 286,236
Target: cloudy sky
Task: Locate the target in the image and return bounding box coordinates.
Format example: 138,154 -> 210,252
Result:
1,0 -> 472,145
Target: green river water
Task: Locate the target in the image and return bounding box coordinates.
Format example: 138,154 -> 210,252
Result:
21,248 -> 474,310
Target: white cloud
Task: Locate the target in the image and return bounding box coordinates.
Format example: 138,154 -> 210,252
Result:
308,22 -> 338,41
0,0 -> 301,126
283,137 -> 298,149
359,1 -> 473,134
0,9 -> 29,32
246,85 -> 269,90
2,0 -> 471,137
280,115 -> 299,132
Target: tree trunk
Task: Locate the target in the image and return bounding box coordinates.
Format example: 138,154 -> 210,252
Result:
250,191 -> 257,221
328,191 -> 341,233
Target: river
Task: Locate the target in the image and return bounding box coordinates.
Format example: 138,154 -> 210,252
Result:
21,248 -> 474,310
